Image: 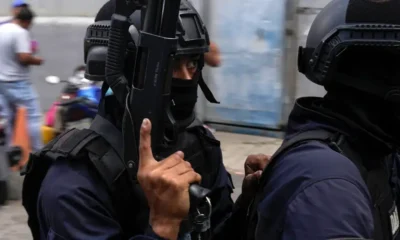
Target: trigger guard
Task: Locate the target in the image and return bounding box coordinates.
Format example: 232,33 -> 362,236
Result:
189,184 -> 211,208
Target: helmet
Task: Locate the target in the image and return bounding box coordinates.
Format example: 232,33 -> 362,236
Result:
83,0 -> 210,81
129,1 -> 210,56
298,0 -> 400,102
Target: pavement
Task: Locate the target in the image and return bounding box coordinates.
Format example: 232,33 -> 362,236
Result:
215,131 -> 282,175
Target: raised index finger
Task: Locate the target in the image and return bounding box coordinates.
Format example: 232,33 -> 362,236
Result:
139,118 -> 154,168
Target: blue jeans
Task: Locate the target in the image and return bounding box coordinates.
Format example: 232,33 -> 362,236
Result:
0,80 -> 43,152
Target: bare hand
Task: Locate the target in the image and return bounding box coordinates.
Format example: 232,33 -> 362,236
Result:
35,57 -> 44,65
241,154 -> 271,204
137,118 -> 201,239
204,41 -> 221,67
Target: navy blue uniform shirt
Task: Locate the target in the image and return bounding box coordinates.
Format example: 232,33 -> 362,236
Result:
98,97 -> 377,240
128,95 -> 400,239
40,96 -> 395,239
209,97 -> 376,240
37,103 -> 234,239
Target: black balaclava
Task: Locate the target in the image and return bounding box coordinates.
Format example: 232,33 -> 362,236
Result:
323,85 -> 400,149
170,72 -> 200,121
323,46 -> 400,149
169,53 -> 207,122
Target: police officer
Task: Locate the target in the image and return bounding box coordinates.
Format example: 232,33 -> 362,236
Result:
24,1 -> 234,239
130,0 -> 400,239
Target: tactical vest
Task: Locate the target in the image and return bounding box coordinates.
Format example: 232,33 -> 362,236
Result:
244,129 -> 399,240
22,115 -> 221,240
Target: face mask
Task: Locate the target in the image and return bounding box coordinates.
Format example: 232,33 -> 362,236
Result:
105,77 -> 199,120
170,78 -> 198,120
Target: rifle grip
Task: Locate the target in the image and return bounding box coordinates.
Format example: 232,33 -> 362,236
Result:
107,14 -> 130,75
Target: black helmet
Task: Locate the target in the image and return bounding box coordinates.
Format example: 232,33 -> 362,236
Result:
83,0 -> 210,81
298,0 -> 400,102
129,1 -> 210,56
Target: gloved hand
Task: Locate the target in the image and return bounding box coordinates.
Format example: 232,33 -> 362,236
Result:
138,118 -> 202,240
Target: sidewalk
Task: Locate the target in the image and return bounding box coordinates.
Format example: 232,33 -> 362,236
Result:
0,201 -> 30,239
214,131 -> 282,175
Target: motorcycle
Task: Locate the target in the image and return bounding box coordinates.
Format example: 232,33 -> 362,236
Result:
42,71 -> 102,145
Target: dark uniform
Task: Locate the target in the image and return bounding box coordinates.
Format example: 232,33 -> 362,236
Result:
238,0 -> 400,239
35,101 -> 233,240
22,0 -> 234,239
129,0 -> 400,239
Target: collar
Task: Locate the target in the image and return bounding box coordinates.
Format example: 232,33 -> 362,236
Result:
289,97 -> 395,153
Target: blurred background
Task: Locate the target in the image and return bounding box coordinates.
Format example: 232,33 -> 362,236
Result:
0,0 -> 328,136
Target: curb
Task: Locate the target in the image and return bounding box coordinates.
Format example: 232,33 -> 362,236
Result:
226,167 -> 244,176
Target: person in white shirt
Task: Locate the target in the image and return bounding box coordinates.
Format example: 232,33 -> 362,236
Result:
0,7 -> 44,156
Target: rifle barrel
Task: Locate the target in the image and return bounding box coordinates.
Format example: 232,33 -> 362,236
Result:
160,0 -> 181,37
143,0 -> 164,34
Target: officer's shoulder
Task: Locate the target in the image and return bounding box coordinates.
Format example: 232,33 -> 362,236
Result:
187,118 -> 218,140
39,157 -> 109,204
274,140 -> 364,183
202,126 -> 218,140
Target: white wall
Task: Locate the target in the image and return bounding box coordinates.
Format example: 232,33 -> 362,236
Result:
0,0 -> 108,16
0,0 -> 208,17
